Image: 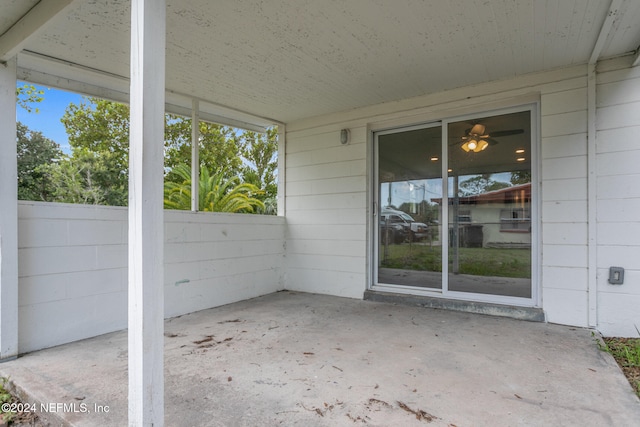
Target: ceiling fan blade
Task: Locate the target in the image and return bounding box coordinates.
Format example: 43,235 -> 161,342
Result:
486,138 -> 500,146
490,129 -> 524,138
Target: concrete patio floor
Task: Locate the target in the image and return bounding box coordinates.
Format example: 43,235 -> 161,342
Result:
1,291 -> 639,426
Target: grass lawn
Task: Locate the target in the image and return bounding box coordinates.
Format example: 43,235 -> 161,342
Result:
600,337 -> 640,398
380,244 -> 531,279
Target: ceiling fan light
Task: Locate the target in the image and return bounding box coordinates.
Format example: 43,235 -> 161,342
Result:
470,124 -> 485,135
467,140 -> 477,150
461,142 -> 471,152
478,140 -> 488,151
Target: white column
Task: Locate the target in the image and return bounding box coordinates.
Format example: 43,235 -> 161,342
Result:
0,58 -> 19,361
276,125 -> 286,216
191,99 -> 199,212
128,0 -> 165,425
587,63 -> 597,327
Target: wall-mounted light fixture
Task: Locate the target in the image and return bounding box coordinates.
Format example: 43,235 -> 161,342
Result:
340,128 -> 350,145
608,266 -> 624,284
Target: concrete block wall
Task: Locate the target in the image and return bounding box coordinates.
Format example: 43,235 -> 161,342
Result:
164,210 -> 285,318
18,202 -> 128,353
18,201 -> 285,353
595,57 -> 640,337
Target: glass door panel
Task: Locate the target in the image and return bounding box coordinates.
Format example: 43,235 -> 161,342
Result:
377,125 -> 443,289
447,111 -> 532,298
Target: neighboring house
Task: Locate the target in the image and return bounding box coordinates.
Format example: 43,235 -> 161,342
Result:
436,183 -> 532,249
1,2 -> 639,423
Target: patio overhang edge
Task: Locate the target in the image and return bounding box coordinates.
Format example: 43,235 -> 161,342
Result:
16,50 -> 278,133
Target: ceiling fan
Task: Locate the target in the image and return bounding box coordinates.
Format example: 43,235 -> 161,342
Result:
459,123 -> 524,152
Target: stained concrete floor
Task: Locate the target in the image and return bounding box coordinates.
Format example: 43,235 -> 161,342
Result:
1,291 -> 639,426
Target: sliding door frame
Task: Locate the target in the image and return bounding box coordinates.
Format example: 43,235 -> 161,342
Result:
370,103 -> 540,308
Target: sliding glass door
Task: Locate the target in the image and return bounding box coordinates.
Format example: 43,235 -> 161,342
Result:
376,124 -> 443,289
374,107 -> 535,303
446,110 -> 532,298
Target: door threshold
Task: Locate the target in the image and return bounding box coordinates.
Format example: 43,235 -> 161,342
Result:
364,289 -> 545,322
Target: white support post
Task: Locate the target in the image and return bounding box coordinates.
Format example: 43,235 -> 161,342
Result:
586,63 -> 598,328
128,0 -> 165,426
191,99 -> 199,212
276,125 -> 286,216
0,58 -> 19,361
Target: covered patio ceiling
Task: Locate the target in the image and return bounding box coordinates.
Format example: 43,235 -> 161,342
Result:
2,0 -> 640,129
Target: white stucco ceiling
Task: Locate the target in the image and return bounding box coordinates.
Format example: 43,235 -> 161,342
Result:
2,0 -> 640,126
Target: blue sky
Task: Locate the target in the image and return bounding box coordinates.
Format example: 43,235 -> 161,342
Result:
17,82 -> 84,153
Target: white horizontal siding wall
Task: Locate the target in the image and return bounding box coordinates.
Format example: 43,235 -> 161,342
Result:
595,57 -> 640,337
18,202 -> 285,353
286,65 -> 594,327
284,127 -> 368,298
539,77 -> 589,327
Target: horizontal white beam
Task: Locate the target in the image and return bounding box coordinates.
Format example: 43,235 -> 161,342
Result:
165,89 -> 275,131
589,0 -> 624,64
633,48 -> 640,67
16,51 -> 276,132
165,101 -> 268,133
18,50 -> 135,103
0,0 -> 76,62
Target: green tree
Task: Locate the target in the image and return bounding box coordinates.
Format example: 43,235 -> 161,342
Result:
61,98 -> 130,204
164,164 -> 264,213
42,148 -> 127,205
164,116 -> 243,182
239,128 -> 278,214
510,170 -> 531,185
16,83 -> 44,113
58,97 -> 277,210
16,123 -> 63,201
458,174 -> 510,196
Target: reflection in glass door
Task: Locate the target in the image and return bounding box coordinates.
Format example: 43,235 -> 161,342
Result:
376,124 -> 443,289
374,107 -> 534,302
447,110 -> 532,298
